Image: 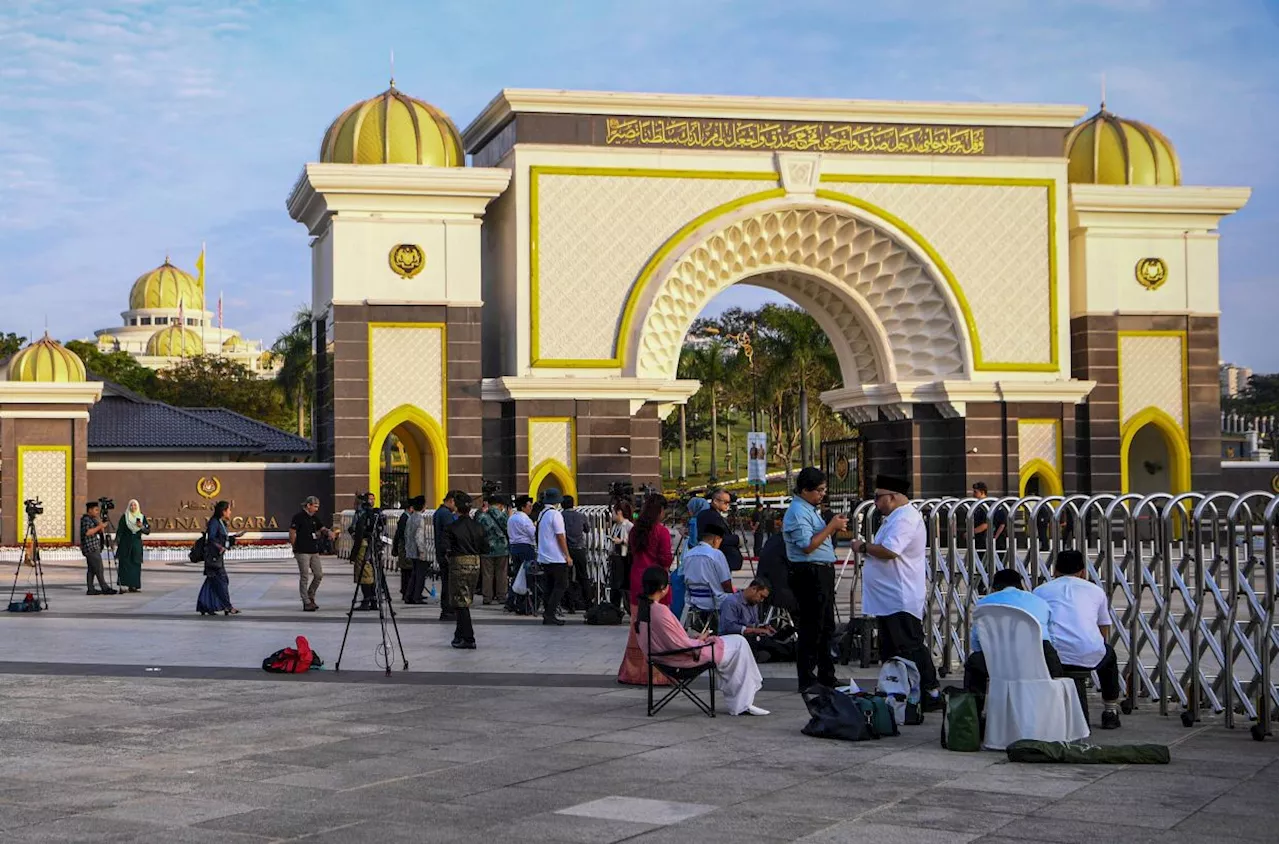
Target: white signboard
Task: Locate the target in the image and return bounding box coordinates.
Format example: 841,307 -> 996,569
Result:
746,432 -> 767,485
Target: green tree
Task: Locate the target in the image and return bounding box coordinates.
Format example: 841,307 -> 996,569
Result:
682,338 -> 732,482
756,304 -> 840,467
153,355 -> 291,429
0,332 -> 26,359
64,341 -> 159,395
271,306 -> 315,437
1227,374 -> 1278,417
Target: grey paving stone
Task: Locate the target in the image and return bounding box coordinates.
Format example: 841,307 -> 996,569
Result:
556,795 -> 718,824
83,794 -> 256,826
486,811 -> 659,844
862,803 -> 1023,834
1173,808 -> 1280,842
795,819 -> 983,843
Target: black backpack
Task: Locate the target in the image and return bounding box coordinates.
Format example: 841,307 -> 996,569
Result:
188,533 -> 207,563
584,603 -> 623,626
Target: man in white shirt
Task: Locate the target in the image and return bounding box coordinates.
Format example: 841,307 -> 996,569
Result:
536,488 -> 572,627
1034,549 -> 1122,729
681,522 -> 734,624
850,474 -> 940,708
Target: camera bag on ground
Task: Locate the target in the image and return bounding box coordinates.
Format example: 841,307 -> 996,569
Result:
6,593 -> 42,613
188,533 -> 207,563
940,686 -> 982,752
876,656 -> 925,725
262,635 -> 323,674
584,603 -> 623,625
800,685 -> 873,741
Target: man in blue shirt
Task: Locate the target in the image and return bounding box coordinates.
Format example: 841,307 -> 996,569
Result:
719,577 -> 794,663
963,567 -> 1066,694
783,467 -> 848,693
681,522 -> 734,628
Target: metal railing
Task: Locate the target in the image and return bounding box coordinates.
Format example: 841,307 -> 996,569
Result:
835,490 -> 1277,732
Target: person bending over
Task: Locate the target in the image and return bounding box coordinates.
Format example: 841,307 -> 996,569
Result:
964,567 -> 1065,692
1033,550 -> 1123,730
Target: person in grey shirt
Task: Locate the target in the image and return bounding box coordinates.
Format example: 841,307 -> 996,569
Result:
560,495 -> 591,612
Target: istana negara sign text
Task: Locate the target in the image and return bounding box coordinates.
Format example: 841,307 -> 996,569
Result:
604,117 -> 986,155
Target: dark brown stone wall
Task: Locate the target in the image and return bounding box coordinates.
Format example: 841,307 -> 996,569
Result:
574,400 -> 633,505
964,402 -> 1016,495
631,404 -> 662,493
327,304 -> 484,513
1071,313 -> 1220,493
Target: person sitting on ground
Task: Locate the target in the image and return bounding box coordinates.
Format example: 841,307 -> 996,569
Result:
635,565 -> 768,716
680,520 -> 734,629
964,567 -> 1064,693
718,577 -> 793,664
1033,550 -> 1123,730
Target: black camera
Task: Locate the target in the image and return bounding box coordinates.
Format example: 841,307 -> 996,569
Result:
608,481 -> 635,500
98,496 -> 115,513
23,498 -> 42,519
481,479 -> 502,497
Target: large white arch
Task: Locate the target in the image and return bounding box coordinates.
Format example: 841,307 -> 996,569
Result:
624,196 -> 974,388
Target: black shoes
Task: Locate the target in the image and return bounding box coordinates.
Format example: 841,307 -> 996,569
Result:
88,588 -> 118,595
303,605 -> 318,612
542,617 -> 565,626
356,601 -> 376,611
1101,709 -> 1122,730
450,638 -> 477,650
87,589 -> 101,595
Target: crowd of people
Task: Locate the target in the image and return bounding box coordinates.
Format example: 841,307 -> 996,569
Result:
75,469 -> 1118,725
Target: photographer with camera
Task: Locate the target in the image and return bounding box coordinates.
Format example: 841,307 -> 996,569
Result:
348,492 -> 381,611
696,488 -> 743,573
79,500 -> 116,596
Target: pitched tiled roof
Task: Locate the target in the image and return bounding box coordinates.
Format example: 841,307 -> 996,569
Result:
87,378 -> 313,455
182,408 -> 313,454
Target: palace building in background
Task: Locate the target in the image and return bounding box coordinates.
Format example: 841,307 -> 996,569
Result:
0,82 -> 1262,545
288,84 -> 1251,512
89,258 -> 277,377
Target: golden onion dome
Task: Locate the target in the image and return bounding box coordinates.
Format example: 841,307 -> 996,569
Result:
1065,105 -> 1181,186
146,325 -> 204,357
7,333 -> 87,383
222,336 -> 246,351
129,259 -> 202,311
320,83 -> 464,166
97,334 -> 117,346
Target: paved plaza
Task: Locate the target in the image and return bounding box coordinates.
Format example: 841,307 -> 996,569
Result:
0,557 -> 1275,842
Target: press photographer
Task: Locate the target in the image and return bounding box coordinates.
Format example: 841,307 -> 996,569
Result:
79,499 -> 117,595
348,492 -> 383,611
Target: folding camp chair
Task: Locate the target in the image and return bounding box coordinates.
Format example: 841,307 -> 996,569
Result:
643,614 -> 717,717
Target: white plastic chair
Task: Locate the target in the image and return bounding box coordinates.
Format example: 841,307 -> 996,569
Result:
973,604 -> 1090,750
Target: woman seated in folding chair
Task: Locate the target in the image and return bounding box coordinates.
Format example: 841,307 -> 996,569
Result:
635,565 -> 769,717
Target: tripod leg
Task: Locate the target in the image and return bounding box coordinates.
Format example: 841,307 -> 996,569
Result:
378,566 -> 409,671
333,577 -> 365,673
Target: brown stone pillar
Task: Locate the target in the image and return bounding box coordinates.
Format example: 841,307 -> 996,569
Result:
1187,316 -> 1222,489
963,402 -> 1016,496
1071,315 -> 1121,493
446,307 -> 484,499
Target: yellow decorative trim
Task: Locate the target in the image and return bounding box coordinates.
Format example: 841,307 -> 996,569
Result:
529,165 -> 780,368
1116,329 -> 1188,432
1017,416 -> 1063,473
526,416 -> 578,496
529,459 -> 577,500
17,445 -> 72,544
1119,406 -> 1192,494
1019,458 -> 1064,497
820,174 -> 1059,372
367,322 -> 449,506
369,404 -> 449,508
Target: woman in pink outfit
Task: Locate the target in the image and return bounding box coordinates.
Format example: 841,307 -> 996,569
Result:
618,494 -> 673,685
634,565 -> 768,716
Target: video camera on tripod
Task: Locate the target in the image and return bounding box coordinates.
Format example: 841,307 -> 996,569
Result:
23,498 -> 43,521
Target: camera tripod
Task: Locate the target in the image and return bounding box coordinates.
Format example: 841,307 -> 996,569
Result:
8,512 -> 49,610
335,529 -> 408,676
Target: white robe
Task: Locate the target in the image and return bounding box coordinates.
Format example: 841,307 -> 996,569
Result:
716,634 -> 763,715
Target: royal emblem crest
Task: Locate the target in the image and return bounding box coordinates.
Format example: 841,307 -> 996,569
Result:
1135,257 -> 1168,290
197,476 -> 221,499
389,244 -> 426,279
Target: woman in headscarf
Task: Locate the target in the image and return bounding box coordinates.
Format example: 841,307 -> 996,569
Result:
617,493 -> 674,685
197,500 -> 241,616
115,499 -> 150,592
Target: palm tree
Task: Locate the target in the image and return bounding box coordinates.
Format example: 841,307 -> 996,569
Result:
683,338 -> 732,482
757,305 -> 840,468
271,306 -> 314,437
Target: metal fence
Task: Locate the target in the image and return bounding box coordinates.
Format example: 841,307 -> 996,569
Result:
831,491 -> 1277,731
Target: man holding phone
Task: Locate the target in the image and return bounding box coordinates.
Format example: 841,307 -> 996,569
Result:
783,467 -> 848,692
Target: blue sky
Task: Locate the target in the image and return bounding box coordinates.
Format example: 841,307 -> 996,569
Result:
1,0 -> 1275,369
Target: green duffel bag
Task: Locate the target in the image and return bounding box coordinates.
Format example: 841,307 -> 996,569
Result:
1006,740 -> 1170,764
849,692 -> 899,738
940,687 -> 981,752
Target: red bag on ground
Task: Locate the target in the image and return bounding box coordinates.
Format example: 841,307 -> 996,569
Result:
262,636 -> 322,673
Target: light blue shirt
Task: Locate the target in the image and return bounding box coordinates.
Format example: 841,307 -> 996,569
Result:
971,587 -> 1054,652
783,497 -> 836,564
681,543 -> 731,611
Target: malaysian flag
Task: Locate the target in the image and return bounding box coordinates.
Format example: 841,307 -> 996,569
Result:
217,292 -> 223,330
